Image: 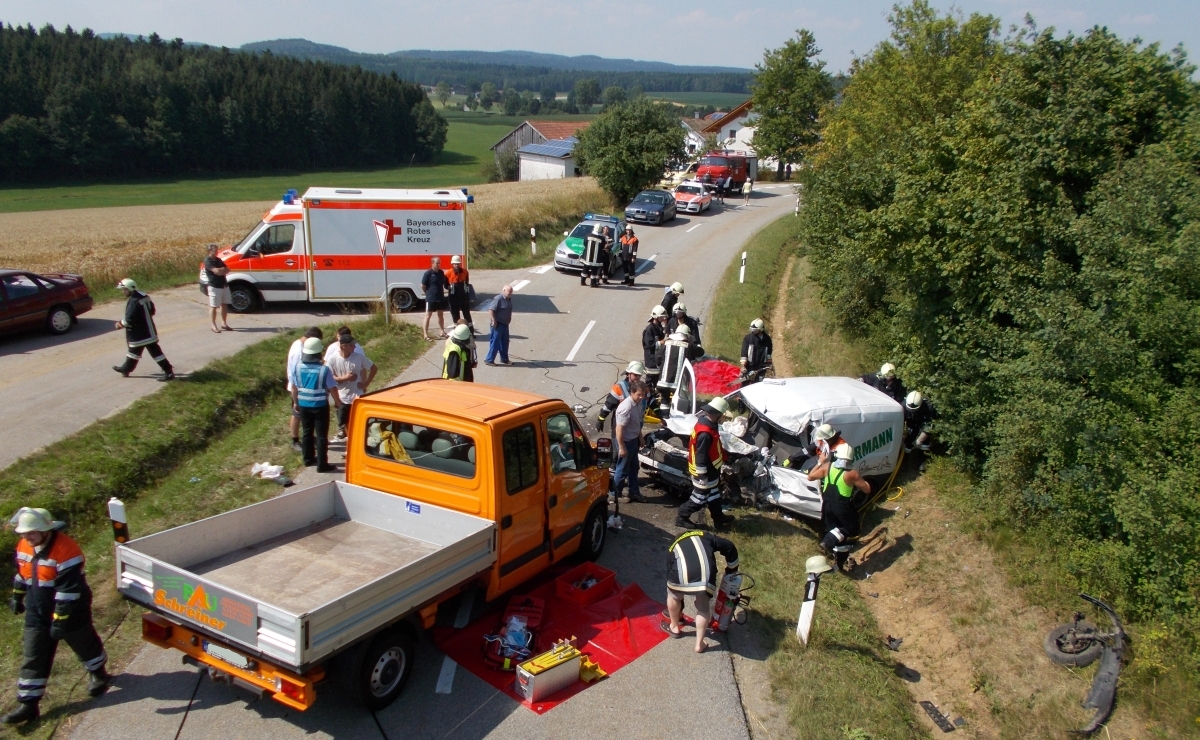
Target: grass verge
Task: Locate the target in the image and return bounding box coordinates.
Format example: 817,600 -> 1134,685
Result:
706,211 -> 802,362
0,317 -> 427,737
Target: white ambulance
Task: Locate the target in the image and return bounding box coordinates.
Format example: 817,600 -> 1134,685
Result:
199,187 -> 472,312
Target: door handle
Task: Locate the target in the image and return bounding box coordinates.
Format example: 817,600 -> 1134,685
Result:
285,260 -> 296,266
501,515 -> 512,529
548,495 -> 557,508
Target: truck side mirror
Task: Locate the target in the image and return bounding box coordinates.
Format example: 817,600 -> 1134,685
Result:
595,437 -> 613,465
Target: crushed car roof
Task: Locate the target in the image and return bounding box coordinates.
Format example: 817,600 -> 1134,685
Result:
735,376 -> 902,435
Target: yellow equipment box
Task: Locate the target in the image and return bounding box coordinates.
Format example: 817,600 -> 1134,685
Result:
514,639 -> 581,703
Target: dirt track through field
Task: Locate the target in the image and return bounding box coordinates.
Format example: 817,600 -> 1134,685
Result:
852,478 -> 1154,738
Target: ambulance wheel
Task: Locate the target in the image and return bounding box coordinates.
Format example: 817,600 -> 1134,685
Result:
357,628 -> 414,710
228,283 -> 258,313
580,503 -> 607,561
390,289 -> 417,313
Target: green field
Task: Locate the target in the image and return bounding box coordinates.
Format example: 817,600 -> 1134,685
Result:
0,121 -> 501,213
649,91 -> 750,109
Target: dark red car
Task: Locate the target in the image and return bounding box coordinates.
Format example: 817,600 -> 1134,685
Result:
0,269 -> 94,336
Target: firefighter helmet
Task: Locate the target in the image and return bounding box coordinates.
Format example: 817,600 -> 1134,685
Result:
814,423 -> 837,441
592,224 -> 604,235
626,361 -> 646,376
878,363 -> 896,379
905,391 -> 924,409
750,318 -> 765,331
670,282 -> 684,294
451,324 -> 472,341
650,305 -> 667,319
675,324 -> 691,337
116,278 -> 137,291
674,302 -> 687,314
704,396 -> 730,417
10,508 -> 59,534
834,443 -> 854,461
805,555 -> 833,575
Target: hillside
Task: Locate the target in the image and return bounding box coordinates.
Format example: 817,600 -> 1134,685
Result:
391,48 -> 752,75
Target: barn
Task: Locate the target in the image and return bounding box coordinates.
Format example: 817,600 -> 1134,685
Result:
515,138 -> 579,180
490,120 -> 591,160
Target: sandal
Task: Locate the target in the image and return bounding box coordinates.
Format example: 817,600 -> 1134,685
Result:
210,327 -> 221,333
659,621 -> 684,638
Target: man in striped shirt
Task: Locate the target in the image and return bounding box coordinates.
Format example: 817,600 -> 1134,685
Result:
663,530 -> 739,653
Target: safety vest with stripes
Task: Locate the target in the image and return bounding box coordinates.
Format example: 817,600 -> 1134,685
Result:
294,361 -> 332,408
14,532 -> 86,603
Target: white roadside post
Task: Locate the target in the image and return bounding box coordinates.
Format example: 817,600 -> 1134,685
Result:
531,227 -> 537,256
795,196 -> 800,217
739,252 -> 747,284
797,555 -> 833,645
372,220 -> 391,325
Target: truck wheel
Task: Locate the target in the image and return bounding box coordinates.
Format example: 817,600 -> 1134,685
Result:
228,283 -> 258,313
1044,623 -> 1102,667
580,504 -> 607,561
390,288 -> 417,313
45,305 -> 74,335
357,628 -> 414,710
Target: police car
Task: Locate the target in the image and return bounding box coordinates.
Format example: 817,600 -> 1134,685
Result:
553,214 -> 627,273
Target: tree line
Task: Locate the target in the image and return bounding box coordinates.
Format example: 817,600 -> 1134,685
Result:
797,0 -> 1198,670
0,24 -> 448,182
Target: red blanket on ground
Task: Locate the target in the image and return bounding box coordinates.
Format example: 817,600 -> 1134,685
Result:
430,578 -> 668,714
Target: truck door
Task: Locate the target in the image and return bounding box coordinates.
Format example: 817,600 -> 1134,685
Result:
241,222 -> 306,302
497,422 -> 550,592
543,412 -> 602,558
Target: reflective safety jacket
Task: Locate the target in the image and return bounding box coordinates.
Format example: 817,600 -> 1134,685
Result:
14,531 -> 88,613
667,530 -> 739,595
295,361 -> 333,408
740,331 -> 773,370
442,340 -> 470,381
121,290 -> 159,347
619,234 -> 639,260
642,321 -> 665,370
688,419 -> 724,489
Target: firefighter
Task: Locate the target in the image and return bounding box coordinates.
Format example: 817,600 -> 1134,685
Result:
664,529 -> 739,654
740,318 -> 773,385
580,225 -> 606,287
642,305 -> 669,386
782,423 -> 842,469
861,363 -> 906,405
904,391 -> 935,471
596,361 -> 646,432
600,225 -> 616,284
676,397 -> 734,529
441,324 -> 475,382
111,278 -> 174,381
806,444 -> 871,571
4,508 -> 109,725
656,331 -> 691,415
619,226 -> 639,285
661,282 -> 685,314
675,323 -> 704,361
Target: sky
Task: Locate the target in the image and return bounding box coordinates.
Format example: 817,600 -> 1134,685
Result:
1,1 -> 1197,73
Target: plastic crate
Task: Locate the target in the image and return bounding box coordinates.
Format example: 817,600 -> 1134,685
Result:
555,563 -> 617,607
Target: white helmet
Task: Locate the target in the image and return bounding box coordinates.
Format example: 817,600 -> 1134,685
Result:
674,302 -> 687,313
668,332 -> 686,342
9,507 -> 60,534
750,318 -> 764,331
804,555 -> 833,575
116,278 -> 137,291
302,337 -> 324,356
834,443 -> 854,461
626,361 -> 646,376
670,282 -> 685,294
675,324 -> 691,337
592,224 -> 605,235
650,305 -> 667,319
451,324 -> 472,341
814,423 -> 837,441
704,396 -> 730,416
905,391 -> 924,409
879,363 -> 896,379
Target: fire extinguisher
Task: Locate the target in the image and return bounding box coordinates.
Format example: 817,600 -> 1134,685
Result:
713,572 -> 754,632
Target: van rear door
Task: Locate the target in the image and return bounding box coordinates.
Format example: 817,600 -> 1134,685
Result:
496,421 -> 550,593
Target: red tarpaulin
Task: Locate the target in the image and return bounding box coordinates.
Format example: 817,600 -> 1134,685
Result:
694,359 -> 742,396
430,577 -> 668,714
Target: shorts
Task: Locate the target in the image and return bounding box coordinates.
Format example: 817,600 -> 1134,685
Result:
208,285 -> 231,307
667,587 -> 711,617
426,299 -> 449,312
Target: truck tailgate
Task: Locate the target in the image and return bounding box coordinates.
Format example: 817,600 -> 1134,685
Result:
115,481 -> 495,668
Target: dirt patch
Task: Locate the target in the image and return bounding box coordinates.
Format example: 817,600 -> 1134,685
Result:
768,254 -> 796,378
851,474 -> 1155,738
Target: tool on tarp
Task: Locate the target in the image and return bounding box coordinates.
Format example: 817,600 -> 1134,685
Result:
515,637 -> 588,703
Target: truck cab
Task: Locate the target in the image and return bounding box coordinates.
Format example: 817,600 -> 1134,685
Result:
347,380 -> 612,600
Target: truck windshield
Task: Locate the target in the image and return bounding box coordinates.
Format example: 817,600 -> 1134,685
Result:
365,418 -> 477,478
700,156 -> 730,167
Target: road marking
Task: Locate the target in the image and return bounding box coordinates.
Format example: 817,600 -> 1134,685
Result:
686,223 -> 704,233
435,589 -> 476,694
511,279 -> 531,292
636,254 -> 657,274
531,264 -> 553,274
566,320 -> 596,362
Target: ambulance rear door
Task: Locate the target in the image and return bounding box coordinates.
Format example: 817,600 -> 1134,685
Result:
302,188 -> 468,302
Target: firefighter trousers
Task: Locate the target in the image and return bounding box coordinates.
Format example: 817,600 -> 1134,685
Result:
118,342 -> 172,374
17,621 -> 106,704
678,484 -> 725,523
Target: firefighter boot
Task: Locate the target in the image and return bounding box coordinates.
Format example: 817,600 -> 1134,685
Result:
88,667 -> 111,698
2,701 -> 39,724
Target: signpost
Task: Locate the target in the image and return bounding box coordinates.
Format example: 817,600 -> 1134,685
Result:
372,220 -> 391,325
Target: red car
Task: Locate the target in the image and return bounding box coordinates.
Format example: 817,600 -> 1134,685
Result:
0,269 -> 94,336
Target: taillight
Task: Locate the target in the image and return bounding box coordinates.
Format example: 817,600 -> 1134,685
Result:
142,614 -> 173,641
275,676 -> 305,702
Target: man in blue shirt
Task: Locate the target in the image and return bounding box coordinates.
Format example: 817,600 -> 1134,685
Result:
289,337 -> 342,472
484,284 -> 514,366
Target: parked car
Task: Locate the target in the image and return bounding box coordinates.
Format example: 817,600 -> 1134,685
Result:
624,190 -> 677,225
673,181 -> 713,214
553,213 -> 627,274
0,269 -> 93,336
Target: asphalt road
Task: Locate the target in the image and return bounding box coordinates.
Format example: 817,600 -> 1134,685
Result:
63,186 -> 799,740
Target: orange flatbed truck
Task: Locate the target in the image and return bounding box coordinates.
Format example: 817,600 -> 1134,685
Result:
114,380 -> 613,711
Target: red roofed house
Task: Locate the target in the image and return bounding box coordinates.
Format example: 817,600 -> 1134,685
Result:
701,99 -> 758,146
490,120 -> 592,161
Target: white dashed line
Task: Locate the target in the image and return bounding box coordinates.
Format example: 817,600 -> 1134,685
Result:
511,279 -> 531,292
531,264 -> 553,274
686,223 -> 704,233
435,590 -> 476,694
566,320 -> 597,362
636,254 -> 657,274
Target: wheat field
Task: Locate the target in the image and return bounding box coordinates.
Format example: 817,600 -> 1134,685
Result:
0,178 -> 611,289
